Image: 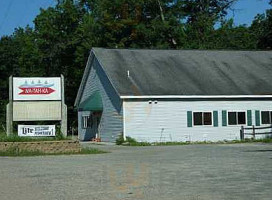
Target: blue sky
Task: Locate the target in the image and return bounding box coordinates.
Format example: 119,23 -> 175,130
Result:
0,0 -> 55,37
0,0 -> 271,37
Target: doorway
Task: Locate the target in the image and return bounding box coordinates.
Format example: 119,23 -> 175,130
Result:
92,111 -> 102,139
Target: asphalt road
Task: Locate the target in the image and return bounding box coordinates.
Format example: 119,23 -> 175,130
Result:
0,143 -> 272,200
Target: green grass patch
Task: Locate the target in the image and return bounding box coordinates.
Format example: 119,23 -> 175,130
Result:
156,138 -> 272,145
0,147 -> 107,157
80,148 -> 108,154
0,133 -> 70,142
230,138 -> 272,144
116,136 -> 272,146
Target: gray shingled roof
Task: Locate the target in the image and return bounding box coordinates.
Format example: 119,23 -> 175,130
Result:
93,48 -> 272,96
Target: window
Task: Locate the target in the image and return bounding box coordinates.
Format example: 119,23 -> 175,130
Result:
193,112 -> 212,126
228,112 -> 246,125
82,115 -> 92,129
204,112 -> 212,125
261,111 -> 272,124
228,112 -> 237,125
238,112 -> 246,124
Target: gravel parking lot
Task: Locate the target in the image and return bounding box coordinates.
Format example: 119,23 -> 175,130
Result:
0,143 -> 272,200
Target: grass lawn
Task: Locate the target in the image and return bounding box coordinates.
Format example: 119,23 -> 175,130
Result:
0,147 -> 107,157
117,136 -> 272,146
0,132 -> 70,142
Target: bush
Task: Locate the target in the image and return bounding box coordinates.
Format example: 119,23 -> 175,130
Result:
125,136 -> 137,143
116,135 -> 141,145
116,135 -> 151,146
116,134 -> 125,145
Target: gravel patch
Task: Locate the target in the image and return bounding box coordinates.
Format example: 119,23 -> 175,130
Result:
0,143 -> 271,200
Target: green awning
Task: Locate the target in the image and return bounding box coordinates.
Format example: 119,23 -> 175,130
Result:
79,91 -> 103,111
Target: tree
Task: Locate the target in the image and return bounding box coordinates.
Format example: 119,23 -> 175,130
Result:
78,0 -> 186,48
0,36 -> 17,130
33,1 -> 86,127
182,0 -> 237,48
251,3 -> 272,49
212,19 -> 257,49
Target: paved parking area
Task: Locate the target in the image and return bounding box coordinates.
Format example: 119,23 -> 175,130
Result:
0,143 -> 272,200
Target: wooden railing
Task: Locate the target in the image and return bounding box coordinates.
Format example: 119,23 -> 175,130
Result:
240,125 -> 272,140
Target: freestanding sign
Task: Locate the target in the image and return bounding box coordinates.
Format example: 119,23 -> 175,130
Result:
13,77 -> 61,101
18,125 -> 56,137
6,76 -> 67,137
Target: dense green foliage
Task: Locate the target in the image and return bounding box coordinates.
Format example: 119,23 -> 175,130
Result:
0,0 -> 271,134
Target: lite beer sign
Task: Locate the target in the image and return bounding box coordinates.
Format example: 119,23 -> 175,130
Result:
18,125 -> 56,137
13,77 -> 61,101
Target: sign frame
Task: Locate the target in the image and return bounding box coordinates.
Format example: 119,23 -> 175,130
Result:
6,75 -> 67,137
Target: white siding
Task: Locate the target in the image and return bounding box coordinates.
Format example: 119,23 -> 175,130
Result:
123,100 -> 272,142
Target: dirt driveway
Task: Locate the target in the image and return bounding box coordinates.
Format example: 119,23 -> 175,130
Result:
0,143 -> 272,200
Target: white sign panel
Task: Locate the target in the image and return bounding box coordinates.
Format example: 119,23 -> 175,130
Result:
13,77 -> 61,101
18,125 -> 56,137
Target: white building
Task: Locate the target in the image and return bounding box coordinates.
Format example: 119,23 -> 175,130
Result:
75,48 -> 272,142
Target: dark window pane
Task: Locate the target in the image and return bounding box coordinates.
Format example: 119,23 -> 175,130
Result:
262,111 -> 270,124
194,112 -> 202,125
82,117 -> 85,128
238,112 -> 246,124
270,112 -> 272,124
89,115 -> 93,128
228,112 -> 237,125
204,112 -> 212,125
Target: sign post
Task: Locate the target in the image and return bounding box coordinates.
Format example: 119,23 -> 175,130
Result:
6,76 -> 67,137
61,74 -> 67,137
6,76 -> 13,136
